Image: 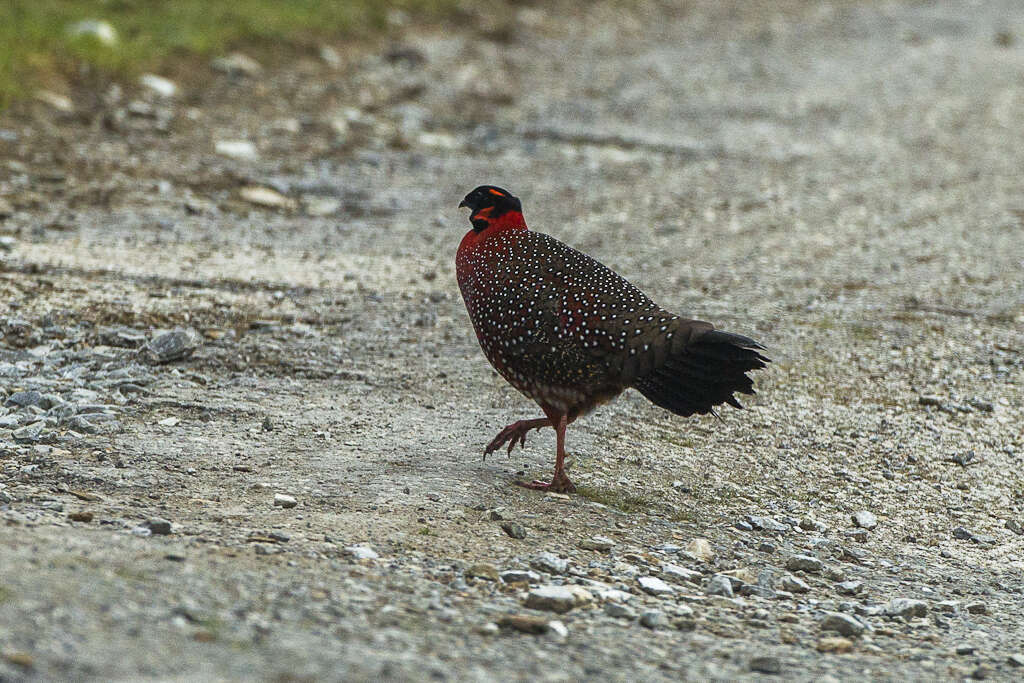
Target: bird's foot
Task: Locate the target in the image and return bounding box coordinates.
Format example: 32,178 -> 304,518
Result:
515,470 -> 576,494
483,419 -> 548,459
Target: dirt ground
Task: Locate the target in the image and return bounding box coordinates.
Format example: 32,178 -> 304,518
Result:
2,0 -> 1023,680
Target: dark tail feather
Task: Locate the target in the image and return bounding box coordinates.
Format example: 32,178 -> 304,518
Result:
634,329 -> 770,417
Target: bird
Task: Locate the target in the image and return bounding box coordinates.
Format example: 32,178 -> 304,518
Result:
456,185 -> 769,493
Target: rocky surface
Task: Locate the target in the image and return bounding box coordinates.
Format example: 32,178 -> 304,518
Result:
1,0 -> 1023,680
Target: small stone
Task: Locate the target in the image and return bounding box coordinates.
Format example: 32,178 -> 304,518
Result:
68,511 -> 93,523
886,598 -> 928,618
706,574 -> 734,598
143,518 -> 172,535
956,644 -> 976,656
800,516 -> 827,531
303,197 -> 342,217
239,186 -> 296,209
157,417 -> 180,427
748,655 -> 782,674
936,601 -> 959,613
1006,520 -> 1023,535
273,493 -> 298,508
211,52 -> 263,77
500,569 -> 540,584
6,390 -> 43,408
1007,654 -> 1024,667
345,545 -> 379,561
687,538 -> 715,562
844,529 -> 869,543
0,235 -> 15,251
145,328 -> 200,364
140,74 -> 177,98
971,666 -> 990,680
918,395 -> 944,406
661,562 -> 702,585
530,552 -> 569,575
497,614 -> 549,634
215,140 -> 259,160
319,45 -> 342,67
476,622 -> 500,636
786,554 -> 824,573
546,619 -> 569,641
747,515 -> 789,532
965,601 -> 987,615
952,526 -> 974,540
487,508 -> 505,521
780,574 -> 810,593
578,536 -> 614,551
466,563 -> 499,581
836,580 -> 862,595
425,492 -> 441,502
638,575 -> 675,596
500,521 -> 527,539
67,19 -> 118,46
817,636 -> 854,653
524,586 -> 576,613
604,602 -> 636,619
820,612 -> 865,637
12,421 -> 45,443
852,511 -> 878,529
639,610 -> 669,629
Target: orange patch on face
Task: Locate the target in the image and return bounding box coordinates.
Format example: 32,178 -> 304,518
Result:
488,188 -> 506,196
472,206 -> 494,221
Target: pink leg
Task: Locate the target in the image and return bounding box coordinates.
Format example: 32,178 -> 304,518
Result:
484,417 -> 552,459
516,413 -> 576,493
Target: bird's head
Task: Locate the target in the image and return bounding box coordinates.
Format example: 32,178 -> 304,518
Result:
458,185 -> 525,232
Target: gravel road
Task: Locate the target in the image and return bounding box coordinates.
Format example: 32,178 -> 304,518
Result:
2,1 -> 1023,680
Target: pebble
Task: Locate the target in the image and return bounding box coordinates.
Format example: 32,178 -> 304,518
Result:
500,569 -> 540,584
705,574 -> 734,598
1008,654 -> 1024,667
524,586 -> 576,614
660,562 -> 702,585
140,74 -> 178,98
12,422 -> 46,443
143,518 -> 172,535
817,636 -> 854,653
604,602 -> 636,619
497,614 -> 549,634
852,510 -> 878,529
500,521 -> 527,539
820,612 -> 865,637
748,655 -> 782,674
215,140 -> 259,160
639,610 -> 669,629
273,494 -> 298,508
345,545 -> 379,561
747,515 -> 789,532
67,19 -> 118,46
780,574 -> 810,593
145,328 -> 200,364
211,52 -> 263,77
240,186 -> 296,209
965,601 -> 988,615
638,575 -> 675,596
465,563 -> 498,581
786,554 -> 824,573
886,598 -> 928,618
303,197 -> 342,217
530,552 -> 569,575
578,536 -> 614,551
546,619 -> 569,642
687,538 -> 715,562
836,580 -> 863,595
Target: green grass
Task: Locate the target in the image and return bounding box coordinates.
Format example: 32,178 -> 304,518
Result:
576,485 -> 655,514
0,0 -> 461,106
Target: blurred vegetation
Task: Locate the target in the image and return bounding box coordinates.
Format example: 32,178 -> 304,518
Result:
0,0 -> 462,107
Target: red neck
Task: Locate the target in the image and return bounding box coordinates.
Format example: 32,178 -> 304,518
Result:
458,211 -> 528,253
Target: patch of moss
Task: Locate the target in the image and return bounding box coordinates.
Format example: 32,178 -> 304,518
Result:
576,485 -> 655,514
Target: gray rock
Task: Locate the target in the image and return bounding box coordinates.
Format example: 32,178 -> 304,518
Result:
706,574 -> 734,598
1007,654 -> 1024,668
345,545 -> 379,561
500,569 -> 540,584
820,612 -> 865,637
956,644 -> 976,656
661,562 -> 702,585
747,515 -> 790,532
144,328 -> 200,364
639,610 -> 669,629
786,554 -> 824,573
886,598 -> 928,618
530,552 -> 569,575
6,390 -> 43,408
852,510 -> 878,529
749,655 -> 782,674
837,580 -> 863,595
143,518 -> 172,535
638,575 -> 675,596
800,516 -> 827,531
12,421 -> 46,443
780,574 -> 810,593
500,521 -> 527,539
965,601 -> 987,615
1006,519 -> 1023,536
67,19 -> 118,46
211,52 -> 263,77
604,602 -> 637,619
0,413 -> 24,428
524,586 -> 576,614
578,536 -> 614,551
273,493 -> 298,508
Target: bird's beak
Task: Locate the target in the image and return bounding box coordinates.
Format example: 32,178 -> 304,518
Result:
458,199 -> 469,209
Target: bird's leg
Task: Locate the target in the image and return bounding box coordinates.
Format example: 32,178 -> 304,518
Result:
516,413 -> 576,493
483,417 -> 551,460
